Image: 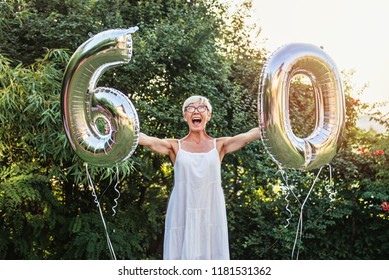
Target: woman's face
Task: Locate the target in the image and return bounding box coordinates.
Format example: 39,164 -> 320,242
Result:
184,101 -> 211,132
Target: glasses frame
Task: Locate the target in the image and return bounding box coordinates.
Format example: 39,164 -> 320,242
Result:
185,105 -> 208,113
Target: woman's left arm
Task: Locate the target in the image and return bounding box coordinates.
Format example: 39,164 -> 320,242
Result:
218,127 -> 261,159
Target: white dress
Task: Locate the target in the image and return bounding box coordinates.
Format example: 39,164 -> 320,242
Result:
163,139 -> 230,260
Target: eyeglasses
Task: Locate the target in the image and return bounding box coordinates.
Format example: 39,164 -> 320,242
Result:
185,105 -> 208,113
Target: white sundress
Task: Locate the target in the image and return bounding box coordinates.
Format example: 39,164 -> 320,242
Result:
163,138 -> 230,260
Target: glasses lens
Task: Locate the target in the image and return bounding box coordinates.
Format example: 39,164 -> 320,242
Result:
197,106 -> 207,112
186,106 -> 195,113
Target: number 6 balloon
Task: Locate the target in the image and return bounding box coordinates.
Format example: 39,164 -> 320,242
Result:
61,28 -> 140,166
258,43 -> 346,170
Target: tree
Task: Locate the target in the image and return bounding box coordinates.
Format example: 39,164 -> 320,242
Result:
0,0 -> 268,259
1,0 -> 388,260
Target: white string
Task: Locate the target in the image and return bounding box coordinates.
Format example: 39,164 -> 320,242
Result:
277,164 -> 335,259
277,169 -> 301,228
111,164 -> 121,216
324,164 -> 335,202
85,163 -> 117,260
291,166 -> 324,260
283,187 -> 293,228
97,165 -> 121,216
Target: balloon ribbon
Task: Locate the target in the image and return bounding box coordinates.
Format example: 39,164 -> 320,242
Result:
85,163 -> 119,260
279,164 -> 335,260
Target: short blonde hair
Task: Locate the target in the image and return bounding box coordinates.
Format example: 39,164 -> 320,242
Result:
182,95 -> 212,115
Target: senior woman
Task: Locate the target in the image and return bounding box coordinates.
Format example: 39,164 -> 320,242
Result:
139,95 -> 260,260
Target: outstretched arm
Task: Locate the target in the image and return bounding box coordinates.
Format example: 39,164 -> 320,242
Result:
138,132 -> 178,163
218,127 -> 261,160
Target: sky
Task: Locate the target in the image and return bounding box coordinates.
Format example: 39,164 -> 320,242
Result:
225,0 -> 389,115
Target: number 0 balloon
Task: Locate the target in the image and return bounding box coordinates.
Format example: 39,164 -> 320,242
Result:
258,43 -> 345,170
61,28 -> 140,166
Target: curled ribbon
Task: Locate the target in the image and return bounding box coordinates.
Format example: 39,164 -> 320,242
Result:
86,163 -> 117,260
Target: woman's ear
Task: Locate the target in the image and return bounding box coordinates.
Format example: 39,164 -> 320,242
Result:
207,111 -> 212,122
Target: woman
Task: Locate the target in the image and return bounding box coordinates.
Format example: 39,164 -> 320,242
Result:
139,95 -> 261,260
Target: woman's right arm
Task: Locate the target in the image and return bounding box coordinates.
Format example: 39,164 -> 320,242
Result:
138,132 -> 177,161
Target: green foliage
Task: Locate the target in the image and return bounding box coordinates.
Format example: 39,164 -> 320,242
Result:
1,0 -> 388,260
0,162 -> 64,259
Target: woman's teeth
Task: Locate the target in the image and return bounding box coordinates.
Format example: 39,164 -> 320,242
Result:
192,117 -> 201,124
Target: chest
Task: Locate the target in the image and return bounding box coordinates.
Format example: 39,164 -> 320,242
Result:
175,149 -> 221,178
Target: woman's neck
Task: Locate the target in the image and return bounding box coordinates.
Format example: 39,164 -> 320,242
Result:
181,131 -> 213,152
185,131 -> 211,143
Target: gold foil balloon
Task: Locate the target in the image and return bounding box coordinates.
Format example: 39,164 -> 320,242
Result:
61,28 -> 139,166
258,43 -> 345,170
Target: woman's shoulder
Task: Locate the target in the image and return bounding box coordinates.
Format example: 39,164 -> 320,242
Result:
215,137 -> 228,150
165,138 -> 179,151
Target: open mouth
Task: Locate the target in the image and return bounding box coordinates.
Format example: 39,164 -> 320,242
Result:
192,116 -> 202,125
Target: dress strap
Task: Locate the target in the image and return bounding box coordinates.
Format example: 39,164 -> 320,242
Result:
213,138 -> 216,149
178,139 -> 182,150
